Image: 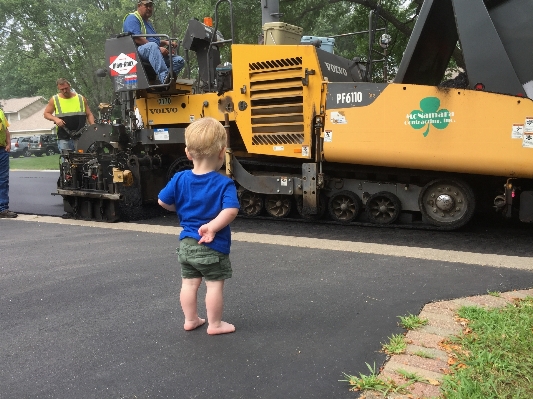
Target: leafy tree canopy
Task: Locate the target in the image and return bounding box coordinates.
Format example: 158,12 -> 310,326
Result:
0,0 -> 450,109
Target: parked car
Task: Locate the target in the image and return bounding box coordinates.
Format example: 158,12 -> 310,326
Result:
28,134 -> 59,157
10,136 -> 33,158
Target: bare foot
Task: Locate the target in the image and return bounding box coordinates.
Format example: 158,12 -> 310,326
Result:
184,317 -> 206,331
207,321 -> 236,335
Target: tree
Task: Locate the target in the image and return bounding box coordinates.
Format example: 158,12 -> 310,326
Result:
282,0 -> 463,75
0,0 -> 133,107
0,0 -> 217,105
0,0 -> 461,107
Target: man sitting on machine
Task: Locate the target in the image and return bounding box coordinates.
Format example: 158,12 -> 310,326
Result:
123,0 -> 185,84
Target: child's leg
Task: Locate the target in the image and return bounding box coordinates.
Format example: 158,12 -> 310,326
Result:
205,280 -> 235,335
180,277 -> 205,330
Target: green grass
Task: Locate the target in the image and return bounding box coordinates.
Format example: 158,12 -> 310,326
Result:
340,363 -> 421,395
381,333 -> 407,355
413,350 -> 435,359
10,154 -> 60,170
398,313 -> 429,330
340,363 -> 407,395
441,297 -> 533,399
343,303 -> 533,396
396,368 -> 428,383
342,311 -> 431,394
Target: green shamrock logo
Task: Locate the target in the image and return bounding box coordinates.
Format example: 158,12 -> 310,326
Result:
408,97 -> 450,137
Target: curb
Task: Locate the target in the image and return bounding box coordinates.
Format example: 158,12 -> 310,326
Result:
361,288 -> 533,399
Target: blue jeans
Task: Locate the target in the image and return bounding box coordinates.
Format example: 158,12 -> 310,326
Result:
137,42 -> 185,83
57,139 -> 76,152
0,148 -> 9,212
58,139 -> 77,164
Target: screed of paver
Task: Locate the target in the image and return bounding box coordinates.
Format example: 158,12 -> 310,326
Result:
9,215 -> 533,270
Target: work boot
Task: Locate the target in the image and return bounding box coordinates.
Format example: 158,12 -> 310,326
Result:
0,209 -> 18,218
161,74 -> 173,85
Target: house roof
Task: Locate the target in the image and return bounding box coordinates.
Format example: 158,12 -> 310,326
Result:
0,96 -> 46,113
8,105 -> 55,133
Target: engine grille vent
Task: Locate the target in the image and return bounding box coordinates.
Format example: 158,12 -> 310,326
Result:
249,58 -> 305,146
249,57 -> 302,71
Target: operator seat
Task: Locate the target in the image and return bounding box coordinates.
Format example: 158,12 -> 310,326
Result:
113,32 -> 158,82
141,61 -> 157,82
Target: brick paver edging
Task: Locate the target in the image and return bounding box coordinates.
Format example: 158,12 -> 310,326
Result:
360,288 -> 533,399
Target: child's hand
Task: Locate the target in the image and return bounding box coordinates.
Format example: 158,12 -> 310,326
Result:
197,208 -> 238,244
198,224 -> 216,244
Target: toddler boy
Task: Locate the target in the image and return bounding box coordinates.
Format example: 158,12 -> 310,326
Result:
158,117 -> 240,335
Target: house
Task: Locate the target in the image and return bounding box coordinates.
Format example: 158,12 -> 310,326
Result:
0,96 -> 55,138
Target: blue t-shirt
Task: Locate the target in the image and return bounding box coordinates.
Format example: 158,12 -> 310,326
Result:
158,170 -> 240,254
123,13 -> 160,45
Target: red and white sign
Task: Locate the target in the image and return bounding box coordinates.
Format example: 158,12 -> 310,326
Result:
109,53 -> 138,76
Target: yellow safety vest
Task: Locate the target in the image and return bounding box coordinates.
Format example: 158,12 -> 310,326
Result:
53,94 -> 87,139
53,94 -> 86,117
0,109 -> 9,147
123,11 -> 147,35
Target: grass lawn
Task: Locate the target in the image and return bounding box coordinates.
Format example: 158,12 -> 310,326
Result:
10,154 -> 60,170
342,297 -> 533,398
441,297 -> 533,398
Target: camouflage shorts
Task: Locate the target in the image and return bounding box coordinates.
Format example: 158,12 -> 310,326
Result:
178,237 -> 232,281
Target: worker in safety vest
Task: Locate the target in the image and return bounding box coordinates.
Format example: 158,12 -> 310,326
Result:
123,0 -> 184,84
0,107 -> 17,218
43,78 -> 95,153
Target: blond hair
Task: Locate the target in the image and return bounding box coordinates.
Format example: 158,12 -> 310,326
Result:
185,117 -> 226,159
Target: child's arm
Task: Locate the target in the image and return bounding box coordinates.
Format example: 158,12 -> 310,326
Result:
158,199 -> 176,212
198,207 -> 239,244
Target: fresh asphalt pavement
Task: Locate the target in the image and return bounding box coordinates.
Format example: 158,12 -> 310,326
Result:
9,170 -> 64,217
2,171 -> 533,398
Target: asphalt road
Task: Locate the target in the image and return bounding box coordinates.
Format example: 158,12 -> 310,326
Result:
2,171 -> 533,398
9,170 -> 64,217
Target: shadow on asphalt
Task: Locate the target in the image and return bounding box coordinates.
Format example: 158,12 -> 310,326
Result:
136,211 -> 533,258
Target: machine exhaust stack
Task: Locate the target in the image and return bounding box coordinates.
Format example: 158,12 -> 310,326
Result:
261,0 -> 281,25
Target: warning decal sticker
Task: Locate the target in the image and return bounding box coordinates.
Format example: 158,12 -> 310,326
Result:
154,129 -> 169,141
524,117 -> 533,133
512,124 -> 523,139
330,111 -> 347,124
523,132 -> 533,148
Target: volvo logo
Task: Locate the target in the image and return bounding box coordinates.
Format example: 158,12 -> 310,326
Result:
149,108 -> 179,114
324,62 -> 347,76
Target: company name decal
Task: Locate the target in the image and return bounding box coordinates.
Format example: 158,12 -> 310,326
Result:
109,53 -> 138,76
149,108 -> 179,114
405,97 -> 455,137
324,62 -> 347,76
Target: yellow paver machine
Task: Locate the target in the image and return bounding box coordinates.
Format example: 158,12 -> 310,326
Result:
57,0 -> 533,229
